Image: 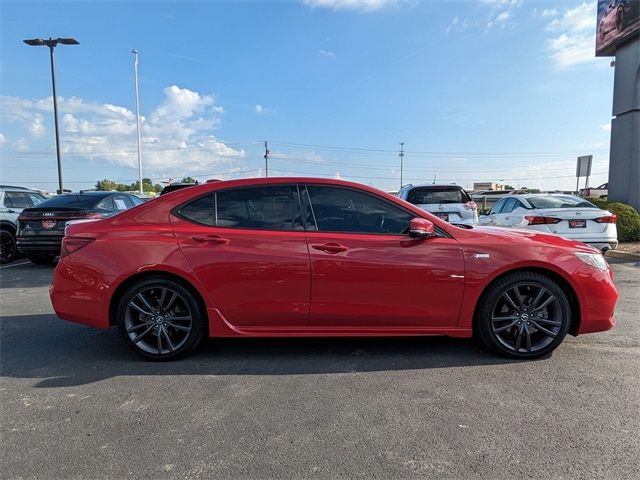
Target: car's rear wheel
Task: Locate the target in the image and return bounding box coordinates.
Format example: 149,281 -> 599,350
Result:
0,229 -> 17,264
27,252 -> 56,265
476,272 -> 571,359
116,277 -> 206,360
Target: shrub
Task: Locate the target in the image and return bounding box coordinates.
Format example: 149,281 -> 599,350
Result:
587,198 -> 640,242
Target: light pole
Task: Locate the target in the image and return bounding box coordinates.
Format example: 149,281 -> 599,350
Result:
131,49 -> 143,194
23,37 -> 79,194
399,142 -> 405,189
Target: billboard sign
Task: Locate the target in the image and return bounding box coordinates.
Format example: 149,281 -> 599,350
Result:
596,0 -> 640,56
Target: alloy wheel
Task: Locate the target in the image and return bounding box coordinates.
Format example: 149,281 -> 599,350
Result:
124,286 -> 193,355
0,231 -> 16,263
490,283 -> 564,354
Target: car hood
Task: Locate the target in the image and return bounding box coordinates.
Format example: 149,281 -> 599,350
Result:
464,225 -> 600,253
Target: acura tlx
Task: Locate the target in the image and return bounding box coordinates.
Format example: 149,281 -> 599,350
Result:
50,178 -> 618,361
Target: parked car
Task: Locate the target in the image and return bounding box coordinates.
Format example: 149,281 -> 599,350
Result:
580,183 -> 608,199
50,178 -> 618,361
478,194 -> 618,253
397,184 -> 478,226
160,183 -> 198,195
17,191 -> 144,264
0,186 -> 47,263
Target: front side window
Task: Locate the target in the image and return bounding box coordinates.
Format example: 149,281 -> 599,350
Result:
501,198 -> 519,213
306,185 -> 413,235
489,199 -> 506,215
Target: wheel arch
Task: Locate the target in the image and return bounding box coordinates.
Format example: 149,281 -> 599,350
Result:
108,270 -> 209,335
472,266 -> 581,336
0,220 -> 17,234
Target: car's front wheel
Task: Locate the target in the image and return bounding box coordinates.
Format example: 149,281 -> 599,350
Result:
476,272 -> 571,359
116,277 -> 206,360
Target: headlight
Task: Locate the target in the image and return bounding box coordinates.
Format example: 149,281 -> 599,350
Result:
575,252 -> 608,271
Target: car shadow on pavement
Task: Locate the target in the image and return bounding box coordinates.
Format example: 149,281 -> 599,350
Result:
0,314 -> 533,388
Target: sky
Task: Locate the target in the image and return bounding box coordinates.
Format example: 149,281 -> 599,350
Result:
0,0 -> 615,193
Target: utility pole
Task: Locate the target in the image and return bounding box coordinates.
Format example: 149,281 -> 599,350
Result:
23,37 -> 79,194
132,49 -> 143,194
399,142 -> 404,189
264,141 -> 269,177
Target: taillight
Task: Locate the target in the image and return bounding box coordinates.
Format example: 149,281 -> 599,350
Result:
77,212 -> 104,219
60,237 -> 95,258
525,216 -> 562,225
464,201 -> 477,210
594,214 -> 617,224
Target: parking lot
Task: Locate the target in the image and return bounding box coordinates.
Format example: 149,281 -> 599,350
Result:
1,258 -> 639,479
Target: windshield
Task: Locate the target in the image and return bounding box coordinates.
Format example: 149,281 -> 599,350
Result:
407,187 -> 471,205
527,195 -> 597,209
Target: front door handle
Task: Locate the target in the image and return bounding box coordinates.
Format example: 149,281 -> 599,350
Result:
311,242 -> 348,254
191,235 -> 229,245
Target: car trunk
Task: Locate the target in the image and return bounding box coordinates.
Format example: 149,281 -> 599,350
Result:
534,208 -> 611,234
18,208 -> 102,236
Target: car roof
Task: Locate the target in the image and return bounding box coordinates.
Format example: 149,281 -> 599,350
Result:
0,185 -> 35,191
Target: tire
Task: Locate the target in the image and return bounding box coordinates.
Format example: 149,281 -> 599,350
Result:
116,277 -> 206,361
475,272 -> 571,359
27,252 -> 56,265
0,229 -> 17,264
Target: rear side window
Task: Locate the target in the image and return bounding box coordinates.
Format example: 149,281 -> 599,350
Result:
177,185 -> 299,231
28,193 -> 45,206
306,185 -> 413,235
4,192 -> 31,208
407,187 -> 470,205
216,186 -> 294,230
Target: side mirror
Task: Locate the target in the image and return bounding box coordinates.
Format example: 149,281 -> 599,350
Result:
408,217 -> 435,239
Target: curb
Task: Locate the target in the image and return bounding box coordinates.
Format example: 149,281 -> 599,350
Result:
607,250 -> 640,261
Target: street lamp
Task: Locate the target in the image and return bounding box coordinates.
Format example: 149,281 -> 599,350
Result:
23,37 -> 79,194
131,49 -> 143,194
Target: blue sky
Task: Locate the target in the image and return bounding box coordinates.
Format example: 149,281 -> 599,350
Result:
0,0 -> 614,192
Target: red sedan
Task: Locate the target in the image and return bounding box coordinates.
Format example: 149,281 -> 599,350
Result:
50,178 -> 618,360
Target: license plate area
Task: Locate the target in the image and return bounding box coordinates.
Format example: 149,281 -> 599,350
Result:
569,219 -> 586,228
41,220 -> 57,229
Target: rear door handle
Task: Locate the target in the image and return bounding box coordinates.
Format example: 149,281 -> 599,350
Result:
311,242 -> 348,254
191,235 -> 229,245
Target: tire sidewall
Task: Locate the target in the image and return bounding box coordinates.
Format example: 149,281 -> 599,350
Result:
476,273 -> 571,359
116,277 -> 206,361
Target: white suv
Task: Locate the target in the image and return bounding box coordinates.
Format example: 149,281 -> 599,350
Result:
397,184 -> 478,226
0,186 -> 47,263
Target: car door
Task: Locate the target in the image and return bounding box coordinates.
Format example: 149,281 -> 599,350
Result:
171,184 -> 311,327
493,198 -> 518,226
480,198 -> 505,225
303,184 -> 465,328
501,198 -> 527,227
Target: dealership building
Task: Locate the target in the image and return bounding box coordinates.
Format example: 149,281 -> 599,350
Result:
597,0 -> 640,210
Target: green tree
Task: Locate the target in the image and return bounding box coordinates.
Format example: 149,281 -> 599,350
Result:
153,184 -> 163,193
180,176 -> 197,184
95,179 -> 117,191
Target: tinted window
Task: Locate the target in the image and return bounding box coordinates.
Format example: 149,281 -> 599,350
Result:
216,186 -> 295,230
4,192 -> 31,208
489,199 -> 506,214
36,194 -> 105,208
113,196 -> 132,211
527,196 -> 597,209
407,187 -> 470,205
307,185 -> 413,234
131,196 -> 145,206
28,193 -> 45,206
501,198 -> 519,213
97,197 -> 114,211
179,194 -> 215,225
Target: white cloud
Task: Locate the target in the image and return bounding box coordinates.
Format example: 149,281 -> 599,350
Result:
254,104 -> 264,114
600,123 -> 611,131
302,0 -> 397,12
0,86 -> 245,176
446,16 -> 472,34
0,132 -> 6,147
541,8 -> 558,18
545,2 -> 597,68
318,49 -> 336,58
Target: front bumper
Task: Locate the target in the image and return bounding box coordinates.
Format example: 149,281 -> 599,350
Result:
573,264 -> 618,334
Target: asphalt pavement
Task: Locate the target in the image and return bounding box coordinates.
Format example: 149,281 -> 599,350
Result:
1,258 -> 639,479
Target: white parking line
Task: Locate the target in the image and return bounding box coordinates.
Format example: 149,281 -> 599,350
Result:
0,260 -> 31,269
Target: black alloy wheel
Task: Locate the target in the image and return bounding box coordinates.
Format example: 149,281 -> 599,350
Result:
0,230 -> 17,264
117,277 -> 205,360
476,272 -> 571,359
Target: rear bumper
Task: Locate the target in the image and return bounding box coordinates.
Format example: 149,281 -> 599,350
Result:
17,235 -> 63,253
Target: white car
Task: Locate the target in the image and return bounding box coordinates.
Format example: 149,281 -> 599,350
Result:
479,194 -> 618,253
397,184 -> 478,226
